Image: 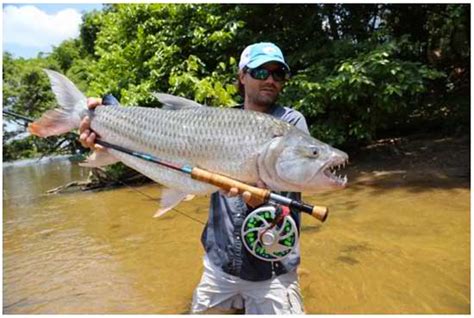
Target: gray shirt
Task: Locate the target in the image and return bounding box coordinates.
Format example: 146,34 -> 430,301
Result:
201,104 -> 309,281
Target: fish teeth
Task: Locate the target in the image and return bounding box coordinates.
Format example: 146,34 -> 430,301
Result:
327,160 -> 348,180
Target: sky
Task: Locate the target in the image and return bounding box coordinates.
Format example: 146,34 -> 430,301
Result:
3,3 -> 103,59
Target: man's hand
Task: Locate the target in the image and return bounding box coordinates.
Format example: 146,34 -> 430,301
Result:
79,98 -> 103,151
222,179 -> 268,208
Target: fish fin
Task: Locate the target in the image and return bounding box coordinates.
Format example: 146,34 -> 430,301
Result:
102,94 -> 121,107
153,93 -> 204,110
183,194 -> 195,201
79,150 -> 119,168
28,69 -> 87,137
153,189 -> 190,218
28,109 -> 80,137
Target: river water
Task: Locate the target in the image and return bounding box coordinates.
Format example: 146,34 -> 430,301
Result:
3,157 -> 470,314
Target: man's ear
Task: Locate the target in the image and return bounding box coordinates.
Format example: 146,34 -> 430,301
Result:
238,70 -> 246,85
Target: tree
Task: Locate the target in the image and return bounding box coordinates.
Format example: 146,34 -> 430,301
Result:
3,3 -> 469,161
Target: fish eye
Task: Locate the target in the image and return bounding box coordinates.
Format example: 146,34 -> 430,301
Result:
295,145 -> 319,158
307,146 -> 319,157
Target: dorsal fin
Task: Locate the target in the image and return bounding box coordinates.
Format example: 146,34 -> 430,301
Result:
102,94 -> 121,107
153,93 -> 204,110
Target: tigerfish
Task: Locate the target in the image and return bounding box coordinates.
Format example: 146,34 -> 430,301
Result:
29,69 -> 348,216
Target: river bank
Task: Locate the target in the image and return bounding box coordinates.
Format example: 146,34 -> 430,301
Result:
346,132 -> 469,188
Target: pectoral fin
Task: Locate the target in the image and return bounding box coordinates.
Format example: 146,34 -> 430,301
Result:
79,150 -> 119,168
153,188 -> 194,218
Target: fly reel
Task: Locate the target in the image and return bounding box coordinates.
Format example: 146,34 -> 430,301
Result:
241,205 -> 298,262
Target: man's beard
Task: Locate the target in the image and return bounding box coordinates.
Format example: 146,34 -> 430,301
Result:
247,87 -> 279,107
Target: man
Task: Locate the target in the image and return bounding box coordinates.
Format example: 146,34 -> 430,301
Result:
79,42 -> 309,314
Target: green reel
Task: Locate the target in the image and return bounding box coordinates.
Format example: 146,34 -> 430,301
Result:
241,205 -> 298,262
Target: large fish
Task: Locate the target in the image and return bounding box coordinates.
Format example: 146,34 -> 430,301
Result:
29,69 -> 348,215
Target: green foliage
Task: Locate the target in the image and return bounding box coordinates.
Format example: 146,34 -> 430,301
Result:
2,50 -> 82,160
86,4 -> 243,106
80,10 -> 104,56
3,136 -> 39,161
99,162 -> 139,181
50,39 -> 82,72
3,56 -> 56,118
3,3 -> 469,164
282,39 -> 445,144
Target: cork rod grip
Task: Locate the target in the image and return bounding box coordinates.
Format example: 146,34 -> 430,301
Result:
191,167 -> 329,222
191,167 -> 270,202
311,205 -> 329,222
289,200 -> 329,222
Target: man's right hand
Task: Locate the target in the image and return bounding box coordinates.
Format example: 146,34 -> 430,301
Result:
79,97 -> 103,150
222,179 -> 268,208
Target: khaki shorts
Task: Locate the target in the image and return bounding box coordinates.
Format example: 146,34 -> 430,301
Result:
191,255 -> 305,314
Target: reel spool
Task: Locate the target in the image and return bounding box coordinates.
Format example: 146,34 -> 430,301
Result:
241,205 -> 298,262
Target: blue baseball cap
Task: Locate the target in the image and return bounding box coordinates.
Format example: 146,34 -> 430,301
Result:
238,42 -> 290,71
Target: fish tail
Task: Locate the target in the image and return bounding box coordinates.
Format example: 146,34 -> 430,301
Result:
28,69 -> 88,137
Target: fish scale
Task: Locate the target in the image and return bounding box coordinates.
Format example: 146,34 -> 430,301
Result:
90,106 -> 290,188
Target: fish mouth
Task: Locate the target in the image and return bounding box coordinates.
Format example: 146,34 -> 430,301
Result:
322,158 -> 348,187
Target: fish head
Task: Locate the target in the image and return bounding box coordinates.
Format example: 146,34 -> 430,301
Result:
258,130 -> 349,192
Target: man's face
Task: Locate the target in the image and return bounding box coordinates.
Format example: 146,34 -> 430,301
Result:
239,62 -> 287,108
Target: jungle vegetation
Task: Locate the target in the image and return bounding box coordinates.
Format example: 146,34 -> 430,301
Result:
3,4 -> 469,162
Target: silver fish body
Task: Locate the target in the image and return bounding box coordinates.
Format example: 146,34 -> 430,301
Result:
29,69 -> 349,215
91,105 -> 291,194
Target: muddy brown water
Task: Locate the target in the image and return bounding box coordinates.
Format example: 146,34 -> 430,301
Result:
3,157 -> 470,314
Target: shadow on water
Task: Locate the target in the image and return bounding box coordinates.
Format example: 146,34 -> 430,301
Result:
345,133 -> 469,194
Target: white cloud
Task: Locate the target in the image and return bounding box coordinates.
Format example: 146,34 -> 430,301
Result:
3,5 -> 82,50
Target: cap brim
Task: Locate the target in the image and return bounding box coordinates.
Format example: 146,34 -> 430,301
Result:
246,57 -> 290,71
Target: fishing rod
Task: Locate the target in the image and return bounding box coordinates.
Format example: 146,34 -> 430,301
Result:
3,109 -> 34,123
4,109 -> 328,221
95,139 -> 328,222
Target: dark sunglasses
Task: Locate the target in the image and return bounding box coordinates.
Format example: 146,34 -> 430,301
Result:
246,67 -> 290,82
